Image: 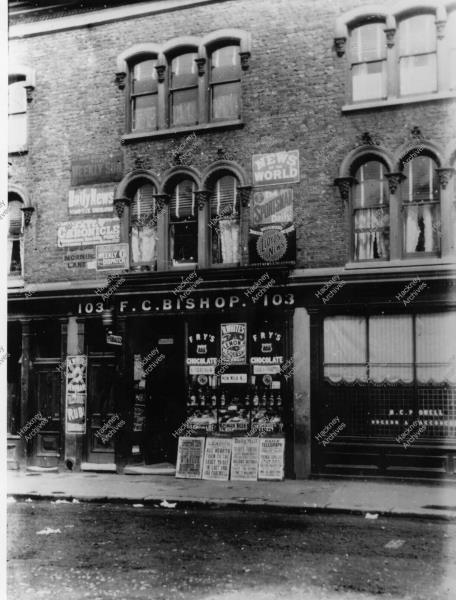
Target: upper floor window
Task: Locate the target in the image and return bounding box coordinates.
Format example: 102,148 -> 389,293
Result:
210,45 -> 241,120
448,11 -> 456,90
130,183 -> 157,270
209,174 -> 240,264
169,179 -> 197,266
353,161 -> 389,261
8,75 -> 27,153
8,194 -> 24,276
131,60 -> 158,132
170,52 -> 199,127
402,155 -> 440,255
399,14 -> 437,96
350,23 -> 387,102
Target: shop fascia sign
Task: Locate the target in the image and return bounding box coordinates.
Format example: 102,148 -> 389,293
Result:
77,291 -> 295,315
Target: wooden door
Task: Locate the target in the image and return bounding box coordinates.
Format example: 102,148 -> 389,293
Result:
30,362 -> 61,467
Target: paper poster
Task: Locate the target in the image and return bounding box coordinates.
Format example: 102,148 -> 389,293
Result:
57,218 -> 120,247
252,150 -> 299,186
65,355 -> 87,434
96,243 -> 129,270
68,185 -> 115,216
220,323 -> 247,365
258,438 -> 285,480
176,437 -> 205,479
231,437 -> 259,481
202,437 -> 232,481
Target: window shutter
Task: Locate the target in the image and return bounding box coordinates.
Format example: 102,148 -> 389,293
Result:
210,175 -> 238,216
170,180 -> 195,219
8,200 -> 23,237
131,184 -> 156,222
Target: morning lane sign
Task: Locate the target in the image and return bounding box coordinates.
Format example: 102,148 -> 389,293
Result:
252,150 -> 299,186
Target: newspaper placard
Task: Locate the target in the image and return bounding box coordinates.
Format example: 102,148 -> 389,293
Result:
68,185 -> 115,216
231,437 -> 259,481
57,218 -> 120,247
258,438 -> 285,480
65,355 -> 87,434
96,243 -> 129,270
176,437 -> 205,479
202,437 -> 232,481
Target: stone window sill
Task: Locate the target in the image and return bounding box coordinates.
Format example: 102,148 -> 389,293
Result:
8,277 -> 24,289
342,91 -> 456,113
121,119 -> 244,143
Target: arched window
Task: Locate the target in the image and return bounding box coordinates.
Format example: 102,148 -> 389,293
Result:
448,11 -> 456,91
9,75 -> 27,152
169,52 -> 198,127
209,174 -> 240,264
402,155 -> 440,255
350,23 -> 387,102
8,194 -> 24,276
399,14 -> 437,96
353,161 -> 389,261
130,183 -> 157,270
169,179 -> 197,265
209,45 -> 241,120
131,59 -> 158,132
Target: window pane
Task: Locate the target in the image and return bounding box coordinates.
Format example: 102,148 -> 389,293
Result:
131,184 -> 156,222
171,88 -> 197,126
323,316 -> 367,382
8,113 -> 27,152
9,239 -> 22,274
369,315 -> 413,382
9,81 -> 27,114
405,156 -> 439,202
8,200 -> 23,236
352,61 -> 386,101
210,176 -> 239,264
170,179 -> 195,219
399,15 -> 436,56
416,312 -> 456,383
132,60 -> 158,94
354,208 -> 390,260
351,23 -> 386,63
404,203 -> 440,253
354,162 -> 387,208
131,227 -> 156,266
170,222 -> 198,264
171,53 -> 197,88
132,94 -> 157,131
211,46 -> 240,83
212,82 -> 240,119
400,53 -> 437,95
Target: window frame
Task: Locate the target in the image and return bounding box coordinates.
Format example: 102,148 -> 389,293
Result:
129,181 -> 159,271
7,194 -> 25,278
208,42 -> 242,122
167,50 -> 200,128
349,21 -> 388,103
8,74 -> 28,154
129,57 -> 159,133
208,173 -> 241,267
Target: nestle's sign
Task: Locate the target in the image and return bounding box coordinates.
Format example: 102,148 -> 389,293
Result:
71,154 -> 123,186
252,150 -> 299,186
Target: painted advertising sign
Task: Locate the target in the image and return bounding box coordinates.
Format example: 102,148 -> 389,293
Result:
252,150 -> 299,186
249,187 -> 295,265
220,373 -> 248,384
63,248 -> 96,270
231,437 -> 260,481
96,243 -> 129,271
176,436 -> 205,479
65,355 -> 87,434
250,328 -> 284,366
187,327 -> 218,366
68,185 -> 115,216
220,323 -> 247,365
71,153 -> 123,186
258,437 -> 285,480
202,438 -> 232,481
57,218 -> 120,247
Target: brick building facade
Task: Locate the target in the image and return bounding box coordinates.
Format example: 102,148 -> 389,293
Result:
7,0 -> 456,479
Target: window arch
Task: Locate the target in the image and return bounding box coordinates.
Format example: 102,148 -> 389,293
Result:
169,178 -> 198,266
8,193 -> 24,276
208,174 -> 240,264
130,181 -> 158,270
398,13 -> 437,95
402,154 -> 440,254
349,22 -> 387,102
353,160 -> 390,260
209,44 -> 241,120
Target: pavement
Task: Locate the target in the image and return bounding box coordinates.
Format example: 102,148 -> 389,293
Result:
7,469 -> 456,520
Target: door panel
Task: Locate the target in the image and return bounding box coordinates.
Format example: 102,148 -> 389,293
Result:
86,355 -> 117,463
31,363 -> 61,467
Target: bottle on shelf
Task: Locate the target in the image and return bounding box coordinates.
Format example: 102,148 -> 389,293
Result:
277,393 -> 282,409
252,388 -> 259,408
261,392 -> 267,408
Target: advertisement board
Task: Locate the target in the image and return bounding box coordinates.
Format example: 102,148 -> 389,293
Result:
65,355 -> 87,434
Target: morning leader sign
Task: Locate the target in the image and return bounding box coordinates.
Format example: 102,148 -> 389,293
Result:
252,150 -> 299,186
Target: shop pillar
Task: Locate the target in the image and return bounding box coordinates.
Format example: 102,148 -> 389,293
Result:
293,308 -> 311,478
64,316 -> 85,470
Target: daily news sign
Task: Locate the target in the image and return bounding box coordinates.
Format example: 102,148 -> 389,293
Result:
252,150 -> 299,187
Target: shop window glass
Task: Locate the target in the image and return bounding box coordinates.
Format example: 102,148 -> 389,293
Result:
416,313 -> 456,383
350,23 -> 387,102
399,15 -> 437,95
210,175 -> 240,264
369,315 -> 413,383
353,161 -> 389,261
8,195 -> 24,276
130,183 -> 157,269
131,59 -> 158,132
323,316 -> 367,382
169,179 -> 197,266
210,45 -> 241,120
170,52 -> 198,126
403,155 -> 440,255
8,75 -> 27,152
